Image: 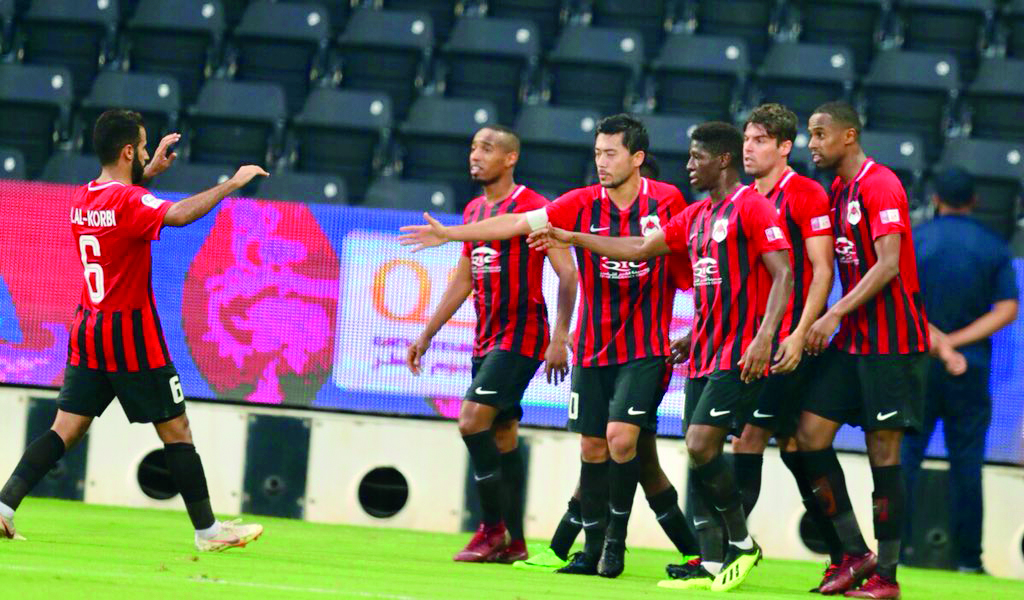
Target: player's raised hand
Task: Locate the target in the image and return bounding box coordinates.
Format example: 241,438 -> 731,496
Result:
398,213 -> 450,252
406,336 -> 430,376
230,165 -> 270,187
667,332 -> 692,365
738,334 -> 771,383
527,226 -> 572,251
544,337 -> 570,385
771,333 -> 803,374
143,132 -> 181,180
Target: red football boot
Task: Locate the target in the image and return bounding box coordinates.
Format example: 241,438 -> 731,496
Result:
453,522 -> 510,562
819,552 -> 877,595
491,539 -> 528,564
810,562 -> 842,593
845,574 -> 901,599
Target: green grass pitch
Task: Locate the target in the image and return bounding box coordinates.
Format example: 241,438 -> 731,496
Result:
2,498 -> 1023,600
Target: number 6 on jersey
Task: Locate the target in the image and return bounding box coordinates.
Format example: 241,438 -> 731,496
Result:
79,234 -> 104,303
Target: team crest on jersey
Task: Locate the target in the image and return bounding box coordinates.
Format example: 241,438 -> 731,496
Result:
847,200 -> 862,225
471,246 -> 501,275
640,214 -> 662,237
711,218 -> 729,243
835,236 -> 859,265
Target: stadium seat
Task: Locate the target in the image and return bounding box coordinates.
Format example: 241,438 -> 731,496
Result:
896,0 -> 995,83
1008,0 -> 1024,60
589,0 -> 673,61
363,177 -> 457,213
278,0 -> 349,31
545,24 -> 644,115
290,88 -> 392,201
39,151 -> 100,185
965,57 -> 1024,142
149,161 -> 234,196
861,49 -> 960,162
396,96 -> 497,205
754,42 -> 856,124
1,0 -> 13,55
337,9 -> 434,120
650,33 -> 748,121
514,104 -> 600,195
231,1 -> 332,114
222,0 -> 250,28
939,138 -> 1024,240
640,113 -> 700,200
0,63 -> 73,179
186,79 -> 286,167
19,0 -> 120,99
384,0 -> 457,43
76,72 -> 180,155
441,16 -> 540,123
254,171 -> 347,205
0,146 -> 26,180
487,0 -> 566,50
125,0 -> 226,105
860,130 -> 927,205
792,0 -> 886,76
689,0 -> 781,66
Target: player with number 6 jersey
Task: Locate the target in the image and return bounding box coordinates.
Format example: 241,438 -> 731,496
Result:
0,109 -> 267,552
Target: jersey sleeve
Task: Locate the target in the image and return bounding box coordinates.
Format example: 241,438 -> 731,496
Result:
741,195 -> 791,255
662,208 -> 692,254
120,187 -> 171,241
992,246 -> 1019,302
669,253 -> 693,291
546,190 -> 583,230
863,175 -> 908,240
794,179 -> 833,239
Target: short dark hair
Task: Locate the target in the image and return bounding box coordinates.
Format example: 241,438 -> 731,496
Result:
478,124 -> 520,154
94,109 -> 144,166
812,101 -> 862,136
746,103 -> 797,144
596,113 -> 649,155
640,153 -> 660,179
691,121 -> 743,170
933,166 -> 975,208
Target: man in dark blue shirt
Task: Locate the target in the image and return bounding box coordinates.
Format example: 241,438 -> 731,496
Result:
903,167 -> 1019,574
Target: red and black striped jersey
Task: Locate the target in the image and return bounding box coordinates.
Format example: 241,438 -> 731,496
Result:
68,180 -> 173,371
462,185 -> 550,359
829,159 -> 930,355
664,185 -> 791,377
547,178 -> 687,367
765,169 -> 833,337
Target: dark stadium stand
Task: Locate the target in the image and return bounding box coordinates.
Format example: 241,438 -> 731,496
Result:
363,177 -> 457,213
0,0 -> 1018,241
39,150 -> 101,185
254,170 -> 348,204
940,137 -> 1024,239
0,146 -> 26,180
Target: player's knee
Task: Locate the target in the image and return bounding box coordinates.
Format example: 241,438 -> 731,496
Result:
492,420 -> 518,453
580,436 -> 609,462
155,414 -> 192,444
606,433 -> 637,462
732,431 -> 768,454
686,435 -> 717,466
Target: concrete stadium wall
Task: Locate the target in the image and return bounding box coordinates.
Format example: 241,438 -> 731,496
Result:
1,385 -> 1022,579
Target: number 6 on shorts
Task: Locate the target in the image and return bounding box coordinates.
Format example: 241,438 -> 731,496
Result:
169,375 -> 185,404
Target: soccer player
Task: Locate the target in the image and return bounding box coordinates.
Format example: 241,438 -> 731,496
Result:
731,103 -> 847,584
797,101 -> 931,599
528,121 -> 793,592
0,110 -> 266,550
401,114 -> 695,578
405,125 -> 578,563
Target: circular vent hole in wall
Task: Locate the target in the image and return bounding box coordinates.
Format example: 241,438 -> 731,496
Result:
358,467 -> 409,518
137,449 -> 178,500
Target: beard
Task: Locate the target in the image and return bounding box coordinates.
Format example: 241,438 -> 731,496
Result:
131,152 -> 145,185
600,172 -> 631,189
472,172 -> 500,187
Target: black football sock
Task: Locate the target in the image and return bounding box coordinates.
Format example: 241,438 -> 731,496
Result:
694,454 -> 749,544
871,465 -> 905,580
579,460 -> 609,560
550,496 -> 583,560
801,447 -> 870,556
732,452 -> 763,517
500,448 -> 526,542
781,450 -> 844,564
647,484 -> 700,556
461,431 -> 503,526
0,430 -> 66,512
689,471 -> 724,564
163,443 -> 216,530
606,456 -> 640,542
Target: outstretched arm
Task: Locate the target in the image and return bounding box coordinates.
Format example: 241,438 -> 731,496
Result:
529,226 -> 672,261
163,165 -> 268,227
399,212 -> 532,252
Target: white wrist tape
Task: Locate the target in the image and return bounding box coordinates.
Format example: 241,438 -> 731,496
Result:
525,208 -> 549,232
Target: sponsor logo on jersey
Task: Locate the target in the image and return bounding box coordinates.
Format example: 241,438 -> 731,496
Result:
693,257 -> 722,287
470,246 -> 501,275
599,256 -> 650,280
835,236 -> 859,265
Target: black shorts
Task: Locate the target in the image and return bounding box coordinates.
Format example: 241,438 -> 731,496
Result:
57,364 -> 186,424
683,370 -> 766,437
747,353 -> 819,438
465,350 -> 541,423
568,357 -> 671,437
804,348 -> 927,432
